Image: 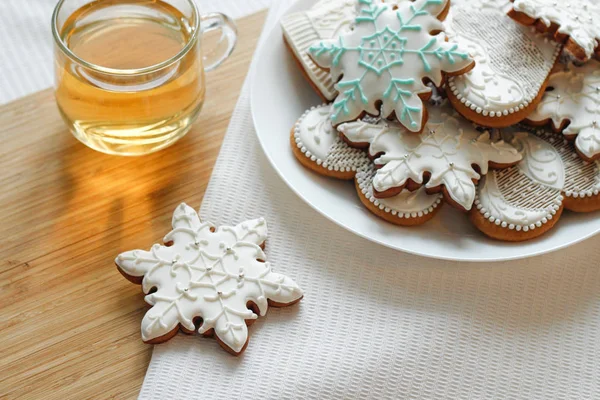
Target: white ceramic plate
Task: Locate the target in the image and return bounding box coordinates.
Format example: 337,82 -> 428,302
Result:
249,0 -> 600,262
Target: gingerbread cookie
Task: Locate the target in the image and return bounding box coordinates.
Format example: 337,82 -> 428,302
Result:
116,204 -> 303,355
291,103 -> 369,180
307,0 -> 474,133
445,0 -> 561,127
471,130 -> 565,241
508,0 -> 600,61
471,128 -> 600,241
291,104 -> 443,225
338,101 -> 522,211
558,134 -> 600,213
356,163 -> 443,225
281,0 -> 357,101
526,61 -> 600,162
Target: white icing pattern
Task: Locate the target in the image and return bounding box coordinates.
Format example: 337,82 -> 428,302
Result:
338,102 -> 522,211
308,0 -> 473,132
475,127 -> 600,231
116,204 -> 303,354
512,0 -> 600,60
446,0 -> 560,118
475,131 -> 564,232
528,61 -> 600,161
294,104 -> 369,172
281,0 -> 357,100
356,163 -> 442,218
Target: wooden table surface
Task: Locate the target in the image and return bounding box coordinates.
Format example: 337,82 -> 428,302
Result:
0,10 -> 266,399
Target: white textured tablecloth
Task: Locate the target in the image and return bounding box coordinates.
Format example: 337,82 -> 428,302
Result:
3,1 -> 600,399
138,2 -> 600,399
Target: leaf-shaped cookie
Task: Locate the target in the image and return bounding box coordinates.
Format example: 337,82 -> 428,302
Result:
509,0 -> 600,61
338,101 -> 522,211
526,61 -> 600,162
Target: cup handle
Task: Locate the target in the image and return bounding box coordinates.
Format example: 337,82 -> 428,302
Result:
200,12 -> 238,72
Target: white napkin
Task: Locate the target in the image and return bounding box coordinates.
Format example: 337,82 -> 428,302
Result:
139,2 -> 600,399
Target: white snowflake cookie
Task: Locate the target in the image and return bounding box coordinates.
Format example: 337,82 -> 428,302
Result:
509,0 -> 600,61
307,0 -> 474,132
445,0 -> 561,127
471,128 -> 600,241
338,101 -> 522,211
526,61 -> 600,162
116,204 -> 303,355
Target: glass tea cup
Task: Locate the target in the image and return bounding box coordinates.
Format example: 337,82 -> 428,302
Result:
52,0 -> 237,156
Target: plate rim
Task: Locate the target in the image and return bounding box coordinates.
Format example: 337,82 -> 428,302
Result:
249,0 -> 600,262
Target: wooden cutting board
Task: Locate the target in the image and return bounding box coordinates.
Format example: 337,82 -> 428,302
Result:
0,10 -> 266,399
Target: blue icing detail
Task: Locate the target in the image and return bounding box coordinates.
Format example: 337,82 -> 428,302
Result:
308,0 -> 470,130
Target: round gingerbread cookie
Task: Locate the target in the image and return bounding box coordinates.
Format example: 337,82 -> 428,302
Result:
307,0 -> 475,133
526,60 -> 600,162
338,101 -> 522,212
115,203 -> 303,355
355,163 -> 443,225
291,104 -> 370,180
508,0 -> 600,62
470,130 -> 565,241
445,0 -> 561,127
471,128 -> 600,241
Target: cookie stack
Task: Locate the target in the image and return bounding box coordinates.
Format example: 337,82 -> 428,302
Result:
282,0 -> 600,241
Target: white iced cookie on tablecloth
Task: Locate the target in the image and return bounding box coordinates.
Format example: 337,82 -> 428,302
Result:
471,129 -> 600,241
281,0 -> 407,101
526,61 -> 600,162
115,203 -> 303,355
445,0 -> 561,127
291,103 -> 370,180
355,163 -> 443,225
307,0 -> 474,133
338,101 -> 522,212
508,0 -> 600,61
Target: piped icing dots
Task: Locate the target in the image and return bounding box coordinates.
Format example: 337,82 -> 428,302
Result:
356,163 -> 442,219
338,101 -> 522,211
446,0 -> 561,119
474,131 -> 564,232
294,104 -> 369,173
